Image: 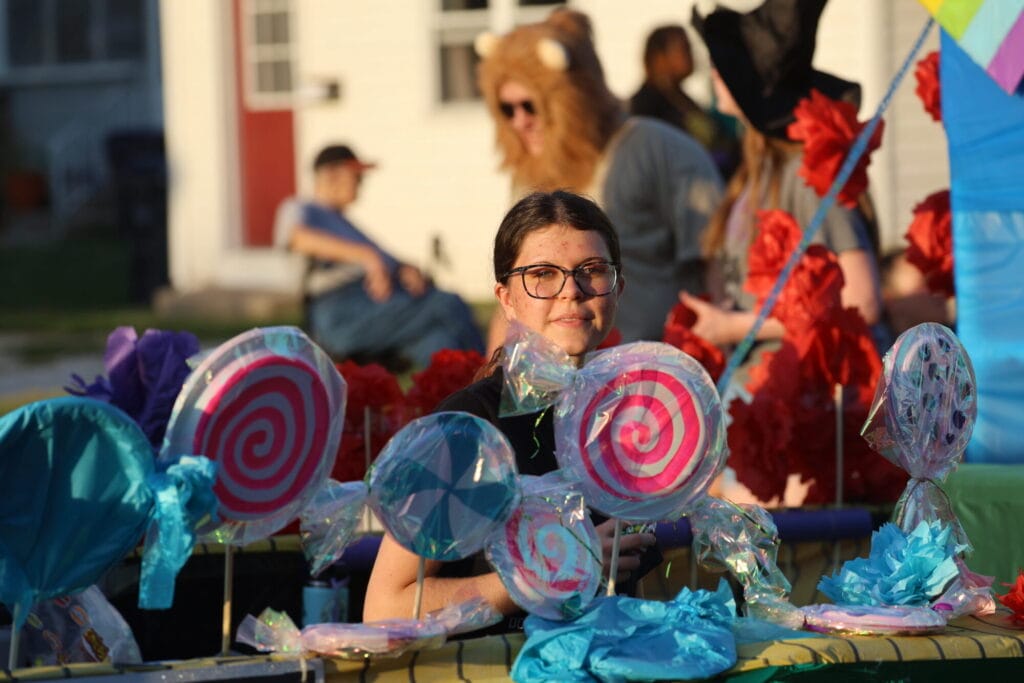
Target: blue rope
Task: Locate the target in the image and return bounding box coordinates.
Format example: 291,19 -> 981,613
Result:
716,17 -> 936,395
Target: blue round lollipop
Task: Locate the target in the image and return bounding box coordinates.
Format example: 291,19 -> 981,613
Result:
367,412 -> 520,561
0,397 -> 216,629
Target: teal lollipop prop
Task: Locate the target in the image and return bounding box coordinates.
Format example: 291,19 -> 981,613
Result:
0,397 -> 216,669
367,412 -> 520,617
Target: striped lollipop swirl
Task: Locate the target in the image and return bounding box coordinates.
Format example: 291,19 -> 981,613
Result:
578,368 -> 705,504
488,496 -> 601,620
194,354 -> 329,522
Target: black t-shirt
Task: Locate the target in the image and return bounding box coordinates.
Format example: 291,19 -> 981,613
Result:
436,368 -> 558,477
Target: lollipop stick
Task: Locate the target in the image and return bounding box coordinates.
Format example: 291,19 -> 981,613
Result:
413,555 -> 426,620
833,383 -> 844,572
220,545 -> 235,655
363,406 -> 372,532
605,520 -> 622,596
7,604 -> 21,671
834,383 -> 844,508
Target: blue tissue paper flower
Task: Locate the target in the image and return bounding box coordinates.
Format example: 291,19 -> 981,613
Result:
66,326 -> 200,450
512,580 -> 737,682
818,520 -> 965,606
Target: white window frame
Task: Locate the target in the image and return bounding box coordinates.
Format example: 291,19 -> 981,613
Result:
434,0 -> 564,104
0,0 -> 146,84
240,0 -> 295,111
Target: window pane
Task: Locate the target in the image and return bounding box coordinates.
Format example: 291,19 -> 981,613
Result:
257,61 -> 275,92
439,43 -> 480,102
255,11 -> 289,45
106,0 -> 145,60
255,14 -> 273,44
273,59 -> 292,92
442,0 -> 488,10
256,59 -> 292,93
57,0 -> 93,63
271,12 -> 289,43
6,0 -> 44,66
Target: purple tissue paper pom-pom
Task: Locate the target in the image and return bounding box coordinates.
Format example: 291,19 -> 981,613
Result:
66,326 -> 200,450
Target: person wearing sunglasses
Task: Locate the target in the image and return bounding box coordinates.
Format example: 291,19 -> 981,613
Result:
364,191 -> 661,633
475,8 -> 723,351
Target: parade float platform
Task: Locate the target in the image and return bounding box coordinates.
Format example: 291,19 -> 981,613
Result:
4,612 -> 1023,682
7,501 -> 1024,682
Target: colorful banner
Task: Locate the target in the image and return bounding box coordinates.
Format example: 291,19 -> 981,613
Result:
920,0 -> 1024,94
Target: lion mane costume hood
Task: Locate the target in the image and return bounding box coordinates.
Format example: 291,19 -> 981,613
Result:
476,9 -> 625,194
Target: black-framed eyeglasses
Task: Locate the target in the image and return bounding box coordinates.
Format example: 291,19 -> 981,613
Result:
503,261 -> 620,299
498,99 -> 536,119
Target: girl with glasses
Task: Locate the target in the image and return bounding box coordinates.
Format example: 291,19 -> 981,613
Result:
363,191 -> 660,633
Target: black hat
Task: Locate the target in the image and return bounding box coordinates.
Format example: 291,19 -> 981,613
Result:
312,144 -> 377,171
692,0 -> 860,139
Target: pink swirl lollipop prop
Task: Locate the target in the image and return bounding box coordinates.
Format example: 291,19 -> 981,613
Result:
486,489 -> 602,620
556,342 -> 726,522
161,326 -> 346,544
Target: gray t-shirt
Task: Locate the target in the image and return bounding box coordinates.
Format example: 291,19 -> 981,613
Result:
719,153 -> 873,313
598,117 -> 724,342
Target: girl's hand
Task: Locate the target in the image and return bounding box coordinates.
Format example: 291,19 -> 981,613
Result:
679,291 -> 737,346
594,518 -> 657,582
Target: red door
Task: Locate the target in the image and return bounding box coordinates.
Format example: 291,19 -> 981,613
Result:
232,0 -> 296,246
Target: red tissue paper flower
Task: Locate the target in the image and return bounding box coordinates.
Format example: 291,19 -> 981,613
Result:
662,302 -> 726,381
745,210 -> 803,300
915,51 -> 942,123
596,326 -> 622,349
727,341 -> 802,503
795,306 -> 881,392
405,348 -> 486,417
787,89 -> 884,208
904,189 -> 954,298
771,245 -> 845,334
334,360 -> 408,483
997,569 -> 1024,625
744,210 -> 845,334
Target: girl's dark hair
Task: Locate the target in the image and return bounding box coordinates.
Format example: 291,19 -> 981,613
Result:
493,190 -> 621,283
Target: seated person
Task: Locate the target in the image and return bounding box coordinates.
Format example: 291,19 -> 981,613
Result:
276,144 -> 484,368
363,190 -> 660,633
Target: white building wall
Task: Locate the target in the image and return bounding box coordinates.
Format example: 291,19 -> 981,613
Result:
163,0 -> 952,301
160,0 -> 239,293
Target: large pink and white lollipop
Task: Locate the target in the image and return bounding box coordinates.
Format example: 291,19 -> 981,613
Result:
161,327 -> 346,544
556,342 -> 726,522
486,483 -> 602,620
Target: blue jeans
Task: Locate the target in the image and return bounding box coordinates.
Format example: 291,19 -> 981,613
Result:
307,282 -> 484,367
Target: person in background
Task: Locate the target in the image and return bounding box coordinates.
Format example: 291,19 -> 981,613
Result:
681,0 -> 887,364
363,191 -> 660,633
629,24 -> 740,179
879,248 -> 955,337
275,144 -> 484,368
476,8 -> 722,352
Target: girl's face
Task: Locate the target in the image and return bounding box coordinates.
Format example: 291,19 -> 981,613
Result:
496,224 -> 622,365
498,80 -> 544,156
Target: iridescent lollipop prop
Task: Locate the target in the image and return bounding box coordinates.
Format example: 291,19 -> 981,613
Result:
558,342 -> 726,522
486,475 -> 602,620
856,323 -> 992,620
160,326 -> 346,652
861,322 -> 976,542
0,398 -> 215,670
366,411 -> 520,617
